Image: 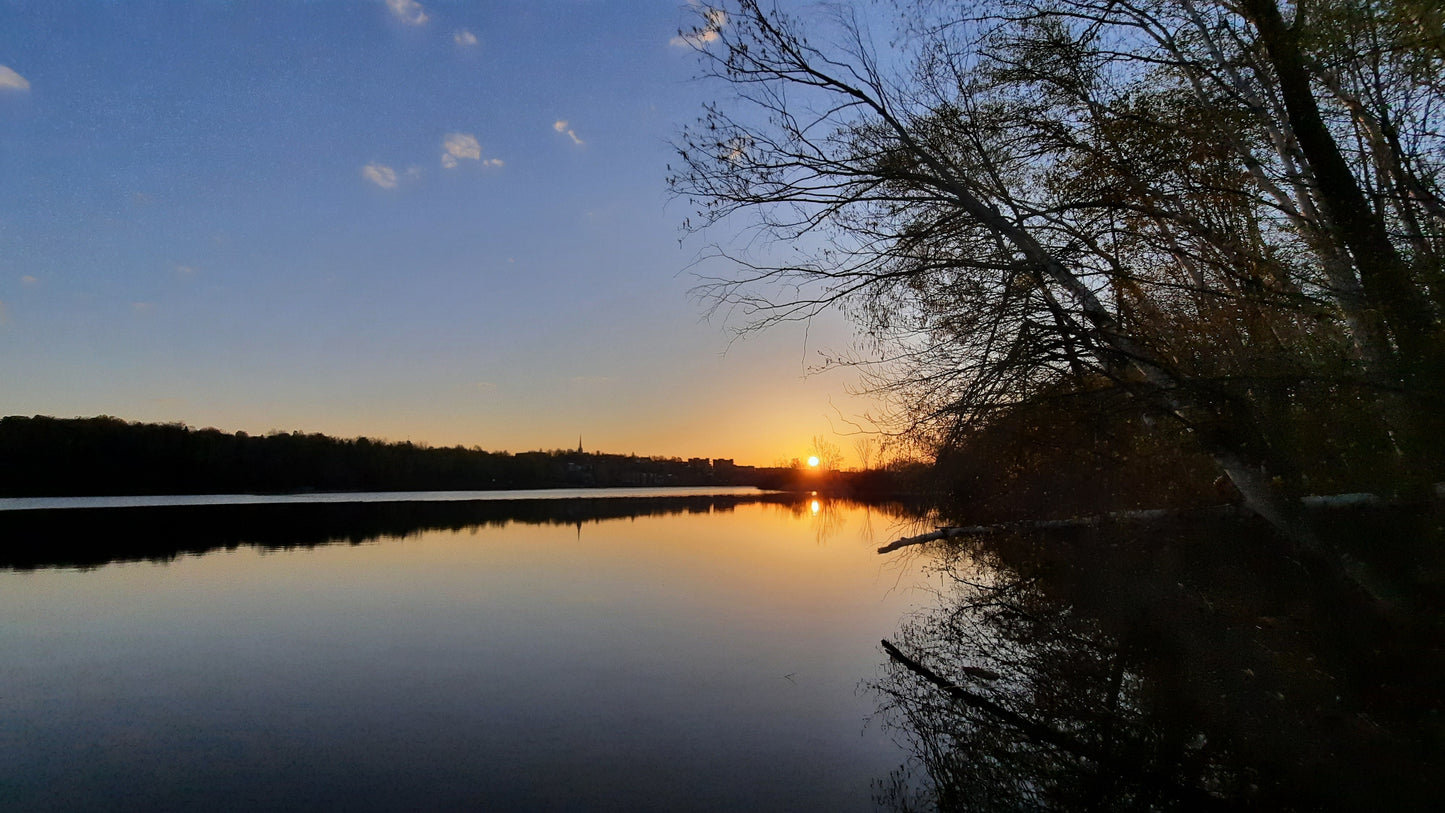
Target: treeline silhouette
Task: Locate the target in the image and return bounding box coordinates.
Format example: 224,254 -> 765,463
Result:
0,415 -> 778,497
0,492 -> 818,570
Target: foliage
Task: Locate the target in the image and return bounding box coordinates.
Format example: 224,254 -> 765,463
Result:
672,0 -> 1444,539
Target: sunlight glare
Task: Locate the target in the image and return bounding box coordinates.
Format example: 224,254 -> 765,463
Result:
807,456 -> 820,467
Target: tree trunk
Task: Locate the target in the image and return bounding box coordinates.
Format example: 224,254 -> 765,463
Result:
1240,0 -> 1438,363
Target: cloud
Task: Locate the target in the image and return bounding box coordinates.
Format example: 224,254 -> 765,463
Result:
386,0 -> 429,26
671,7 -> 726,47
483,158 -> 504,168
0,65 -> 29,91
20,275 -> 37,285
175,265 -> 196,276
454,29 -> 478,46
131,302 -> 154,315
553,120 -> 584,146
441,132 -> 482,168
362,162 -> 399,188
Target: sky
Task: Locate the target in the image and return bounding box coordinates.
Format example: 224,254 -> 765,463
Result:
0,0 -> 877,467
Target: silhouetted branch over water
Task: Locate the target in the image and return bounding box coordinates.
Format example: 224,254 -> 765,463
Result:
676,0 -> 1445,606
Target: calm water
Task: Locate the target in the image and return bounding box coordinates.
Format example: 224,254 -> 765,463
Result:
0,493 -> 931,811
0,485 -> 770,512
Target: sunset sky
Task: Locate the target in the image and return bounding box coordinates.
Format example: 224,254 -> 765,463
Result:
0,0 -> 875,467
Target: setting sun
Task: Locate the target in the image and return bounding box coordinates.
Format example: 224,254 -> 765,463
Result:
807,456 -> 820,467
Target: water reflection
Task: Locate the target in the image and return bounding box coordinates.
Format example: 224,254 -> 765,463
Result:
795,494 -> 856,545
870,512 -> 1443,809
0,496 -> 929,812
0,491 -> 889,571
19,491 -> 1433,809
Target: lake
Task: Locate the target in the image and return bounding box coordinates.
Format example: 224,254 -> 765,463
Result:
5,491 -> 1440,809
0,490 -> 933,811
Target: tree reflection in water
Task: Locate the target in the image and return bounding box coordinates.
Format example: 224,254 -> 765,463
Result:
871,511 -> 1443,810
0,493 -> 802,570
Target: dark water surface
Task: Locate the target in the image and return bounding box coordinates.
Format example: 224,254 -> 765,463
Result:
0,492 -> 931,811
7,492 -> 1441,810
870,507 -> 1445,810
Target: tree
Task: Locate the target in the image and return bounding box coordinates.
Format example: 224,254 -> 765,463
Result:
810,434 -> 846,470
672,0 -> 1443,580
852,435 -> 877,470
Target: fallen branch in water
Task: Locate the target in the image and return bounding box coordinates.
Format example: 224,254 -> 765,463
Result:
876,525 -> 1000,554
877,488 -> 1427,555
877,508 -> 1189,554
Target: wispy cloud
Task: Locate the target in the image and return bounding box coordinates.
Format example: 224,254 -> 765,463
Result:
0,65 -> 30,91
386,0 -> 429,26
131,302 -> 154,315
362,162 -> 399,189
175,265 -> 196,277
454,29 -> 478,46
671,6 -> 726,47
482,158 -> 504,168
441,132 -> 482,168
553,120 -> 584,146
20,275 -> 37,286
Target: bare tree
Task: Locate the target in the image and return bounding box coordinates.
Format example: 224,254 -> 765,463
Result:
672,0 -> 1443,582
852,435 -> 878,470
811,434 -> 846,470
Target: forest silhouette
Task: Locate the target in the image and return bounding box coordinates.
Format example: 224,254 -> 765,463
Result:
0,415 -> 929,499
0,415 -> 771,496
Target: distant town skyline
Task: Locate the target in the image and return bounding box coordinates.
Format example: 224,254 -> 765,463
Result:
0,1 -> 875,467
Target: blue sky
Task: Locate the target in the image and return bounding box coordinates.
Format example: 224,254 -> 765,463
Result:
0,0 -> 870,466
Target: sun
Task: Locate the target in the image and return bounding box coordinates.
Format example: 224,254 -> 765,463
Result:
807,455 -> 820,468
